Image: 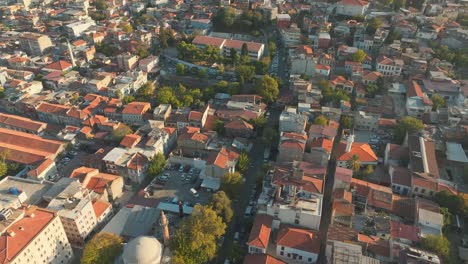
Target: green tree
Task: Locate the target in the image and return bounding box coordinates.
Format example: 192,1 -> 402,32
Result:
148,153 -> 166,179
237,152 -> 250,173
314,115 -> 328,126
268,41 -> 277,57
241,43 -> 248,57
349,49 -> 367,63
210,191 -> 234,223
120,22 -> 133,34
156,86 -> 179,106
81,233 -> 123,264
340,115 -> 354,129
434,45 -> 455,62
250,116 -> 268,134
230,48 -> 239,65
421,235 -> 450,259
394,116 -> 424,144
385,30 -> 401,44
198,68 -> 208,79
213,120 -> 225,136
112,124 -> 132,142
255,75 -> 279,103
348,154 -> 361,172
236,65 -> 255,84
433,191 -> 465,216
393,0 -> 406,10
221,172 -> 244,198
262,127 -> 279,146
171,205 -> 226,264
176,63 -> 186,75
123,95 -> 135,104
431,94 -> 446,111
0,162 -> 7,178
366,17 -> 383,35
213,7 -> 236,29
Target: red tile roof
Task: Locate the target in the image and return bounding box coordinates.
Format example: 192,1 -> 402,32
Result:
332,200 -> 355,216
92,200 -> 111,218
127,153 -> 148,170
27,158 -> 54,178
282,132 -> 307,141
193,35 -> 226,47
225,39 -> 264,53
0,113 -> 46,133
36,102 -> 70,115
276,226 -> 320,253
225,119 -> 254,130
280,140 -> 305,151
207,147 -> 239,169
243,254 -> 286,264
0,208 -> 56,263
122,102 -> 151,115
310,138 -> 333,153
390,220 -> 420,243
0,128 -> 64,165
334,166 -> 353,183
120,134 -> 141,148
43,60 -> 73,71
188,111 -> 203,121
247,214 -> 273,249
336,141 -> 378,162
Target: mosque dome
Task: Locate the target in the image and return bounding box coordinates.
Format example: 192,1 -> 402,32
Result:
122,236 -> 163,264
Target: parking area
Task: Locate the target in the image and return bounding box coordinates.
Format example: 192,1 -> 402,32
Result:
143,164 -> 211,206
53,148 -> 87,181
353,129 -> 394,157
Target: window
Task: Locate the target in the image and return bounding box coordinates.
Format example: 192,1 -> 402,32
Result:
308,258 -> 313,262
287,253 -> 291,258
414,187 -> 419,192
421,189 -> 425,194
280,251 -> 284,256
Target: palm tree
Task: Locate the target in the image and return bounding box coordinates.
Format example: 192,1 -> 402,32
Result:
348,154 -> 361,173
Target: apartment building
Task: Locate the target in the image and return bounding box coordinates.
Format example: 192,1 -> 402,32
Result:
376,56 -> 404,77
47,184 -> 98,247
19,32 -> 53,56
0,207 -> 74,263
192,36 -> 265,61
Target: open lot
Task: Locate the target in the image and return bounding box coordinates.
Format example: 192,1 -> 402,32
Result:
143,165 -> 211,206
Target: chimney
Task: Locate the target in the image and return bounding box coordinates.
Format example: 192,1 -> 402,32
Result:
345,134 -> 354,153
160,211 -> 170,246
178,200 -> 184,218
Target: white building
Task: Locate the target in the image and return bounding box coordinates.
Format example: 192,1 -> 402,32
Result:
417,208 -> 443,237
281,25 -> 302,47
276,226 -> 320,263
279,108 -> 307,134
376,56 -> 403,77
0,207 -> 74,264
406,81 -> 432,118
65,19 -> 96,38
336,0 -> 369,17
47,181 -> 98,247
354,111 -> 379,131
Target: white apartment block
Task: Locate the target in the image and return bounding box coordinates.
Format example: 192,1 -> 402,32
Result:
0,208 -> 74,264
48,195 -> 98,247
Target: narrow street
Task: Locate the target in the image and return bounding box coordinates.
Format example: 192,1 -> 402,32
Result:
317,121 -> 344,264
216,109 -> 280,263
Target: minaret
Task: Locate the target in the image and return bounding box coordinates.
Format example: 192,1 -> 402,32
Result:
345,134 -> 354,153
67,39 -> 76,67
160,210 -> 170,246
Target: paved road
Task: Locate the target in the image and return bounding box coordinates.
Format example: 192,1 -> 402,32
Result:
216,109 -> 280,264
317,122 -> 343,264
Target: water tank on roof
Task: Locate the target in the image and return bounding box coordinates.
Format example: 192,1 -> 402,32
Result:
8,187 -> 20,196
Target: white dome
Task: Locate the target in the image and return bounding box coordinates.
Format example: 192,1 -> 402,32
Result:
122,236 -> 163,264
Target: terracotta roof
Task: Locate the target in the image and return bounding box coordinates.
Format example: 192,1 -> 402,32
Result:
282,132 -> 308,141
27,158 -> 54,178
120,134 -> 141,148
86,177 -> 111,194
247,214 -> 273,249
122,102 -> 151,115
181,126 -> 200,134
80,126 -> 93,136
43,60 -> 72,71
92,200 -> 111,218
334,166 -> 353,183
336,141 -> 378,162
225,39 -> 264,53
327,225 -> 358,242
332,200 -> 355,216
333,188 -> 353,203
391,167 -> 411,187
127,153 -> 148,170
378,118 -> 397,127
192,35 -> 226,47
363,71 -> 383,81
243,254 -> 286,264
0,113 -> 46,133
0,128 -> 64,165
310,138 -> 333,153
331,75 -> 354,87
162,127 -> 176,135
36,102 -> 70,115
308,124 -> 337,138
188,111 -> 203,121
276,226 -> 320,254
0,208 -> 56,263
207,147 -> 238,169
357,234 -> 390,257
225,119 -> 254,130
280,140 -> 305,151
72,39 -> 86,47
316,64 -> 331,71
390,220 -> 420,243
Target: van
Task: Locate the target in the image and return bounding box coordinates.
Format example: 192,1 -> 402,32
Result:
234,232 -> 239,241
190,188 -> 199,197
